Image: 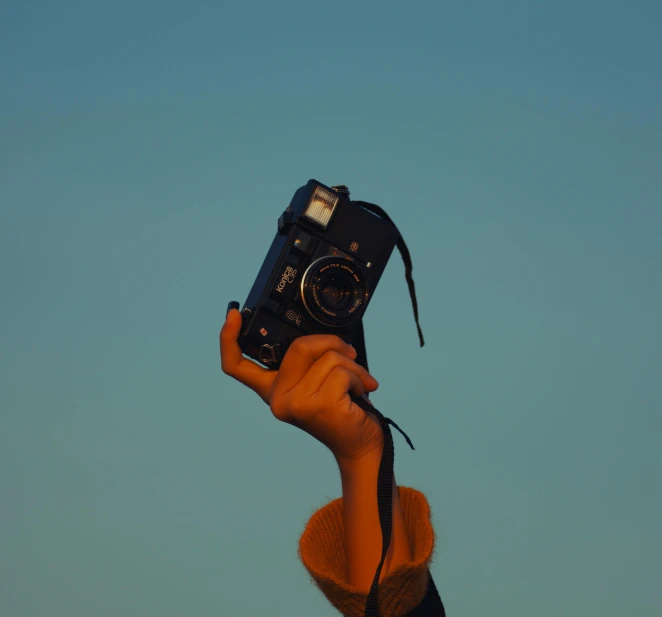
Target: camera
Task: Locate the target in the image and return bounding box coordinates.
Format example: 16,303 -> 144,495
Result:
237,179 -> 401,368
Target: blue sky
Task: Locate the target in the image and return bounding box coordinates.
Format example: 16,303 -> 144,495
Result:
1,1 -> 661,616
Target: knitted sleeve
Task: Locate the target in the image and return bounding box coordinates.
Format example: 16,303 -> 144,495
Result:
298,486 -> 435,617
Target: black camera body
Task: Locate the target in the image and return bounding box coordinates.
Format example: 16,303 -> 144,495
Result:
237,179 -> 400,368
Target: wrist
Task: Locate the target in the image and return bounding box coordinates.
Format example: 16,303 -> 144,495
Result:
334,444 -> 411,590
334,446 -> 383,481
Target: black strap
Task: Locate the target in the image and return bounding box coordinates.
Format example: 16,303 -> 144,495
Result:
348,391 -> 413,617
353,319 -> 370,376
348,199 -> 444,616
354,201 -> 425,348
349,347 -> 444,616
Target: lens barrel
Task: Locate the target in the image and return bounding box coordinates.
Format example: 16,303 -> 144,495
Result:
301,256 -> 368,327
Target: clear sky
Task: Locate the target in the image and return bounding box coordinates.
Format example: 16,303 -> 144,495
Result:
1,1 -> 661,616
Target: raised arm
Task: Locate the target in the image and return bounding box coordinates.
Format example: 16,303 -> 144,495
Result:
336,442 -> 413,591
220,305 -> 436,616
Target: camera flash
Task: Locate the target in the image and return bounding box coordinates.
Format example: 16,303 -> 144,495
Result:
303,186 -> 339,229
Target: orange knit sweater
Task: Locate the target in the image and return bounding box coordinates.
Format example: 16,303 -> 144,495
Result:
298,486 -> 435,617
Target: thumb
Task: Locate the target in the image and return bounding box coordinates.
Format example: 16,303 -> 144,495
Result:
225,300 -> 240,321
220,301 -> 276,404
221,305 -> 242,347
220,301 -> 244,361
224,307 -> 241,330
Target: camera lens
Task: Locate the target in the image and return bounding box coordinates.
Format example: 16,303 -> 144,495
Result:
301,256 -> 368,327
319,272 -> 354,310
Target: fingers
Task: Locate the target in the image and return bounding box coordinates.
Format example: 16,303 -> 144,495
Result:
301,349 -> 378,397
220,309 -> 276,403
318,365 -> 368,405
274,334 -> 357,396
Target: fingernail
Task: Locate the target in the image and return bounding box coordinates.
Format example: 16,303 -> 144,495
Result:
226,301 -> 240,318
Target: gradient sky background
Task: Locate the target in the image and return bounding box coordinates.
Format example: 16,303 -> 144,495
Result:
1,1 -> 661,616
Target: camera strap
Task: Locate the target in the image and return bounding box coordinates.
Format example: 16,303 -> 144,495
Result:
349,201 -> 445,617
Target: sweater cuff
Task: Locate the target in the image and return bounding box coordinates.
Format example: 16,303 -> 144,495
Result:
298,486 -> 435,617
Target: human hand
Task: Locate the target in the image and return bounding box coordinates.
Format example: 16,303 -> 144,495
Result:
220,306 -> 384,463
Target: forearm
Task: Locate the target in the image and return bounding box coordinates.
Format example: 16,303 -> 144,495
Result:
336,451 -> 413,592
